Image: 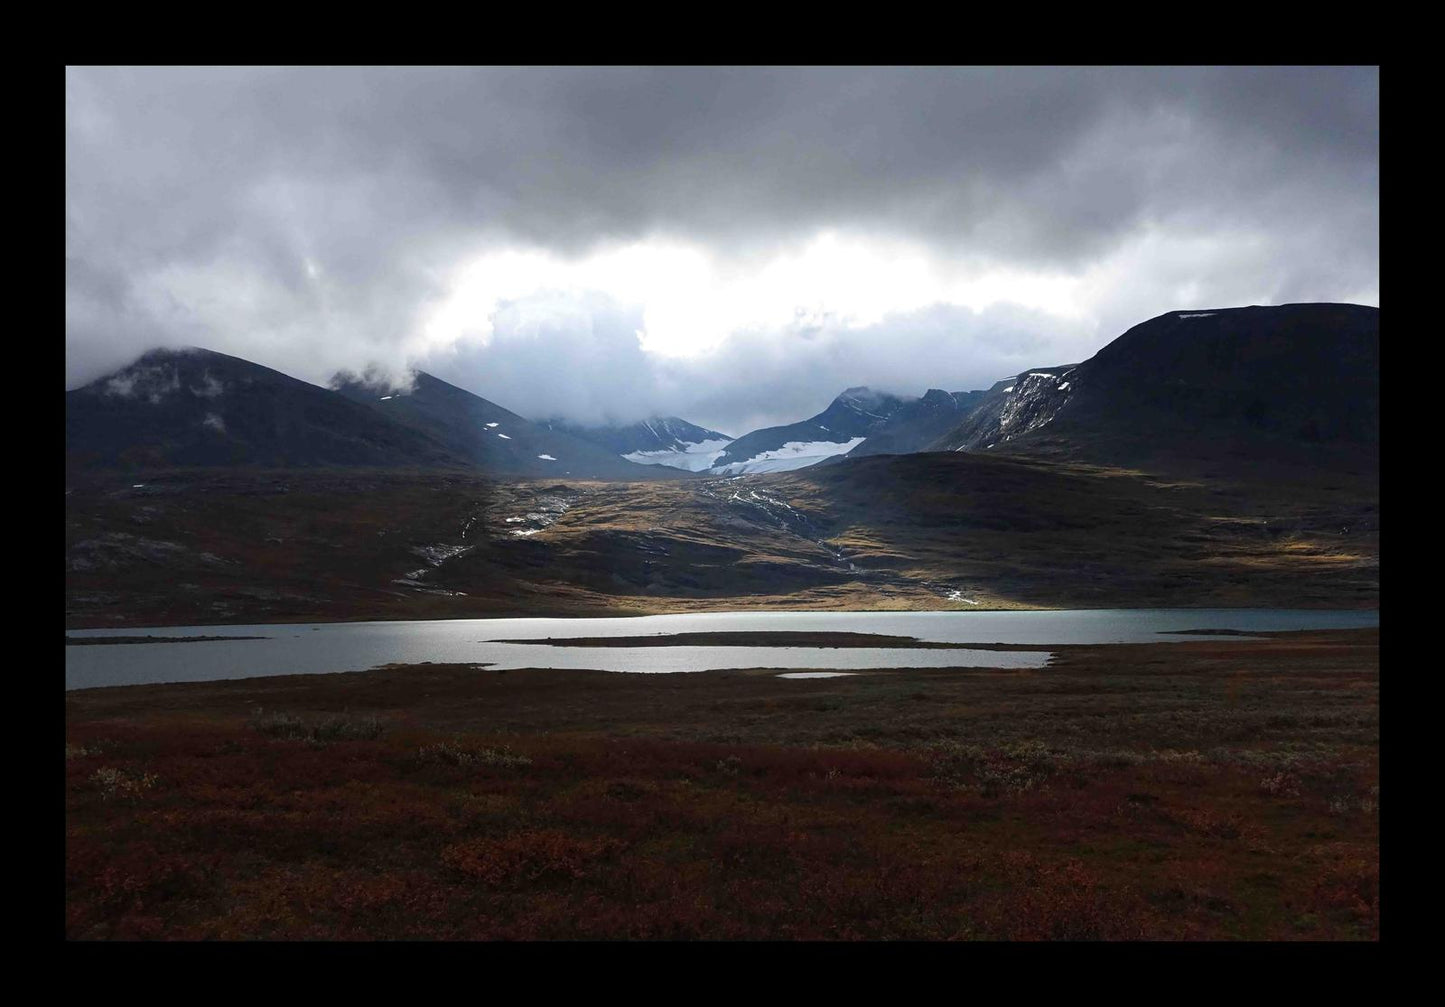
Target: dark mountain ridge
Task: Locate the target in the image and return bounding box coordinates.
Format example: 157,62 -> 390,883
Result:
844,388 -> 990,458
66,347 -> 464,471
332,371 -> 681,480
710,387 -> 912,473
552,416 -> 733,457
67,302 -> 1378,484
933,303 -> 1379,472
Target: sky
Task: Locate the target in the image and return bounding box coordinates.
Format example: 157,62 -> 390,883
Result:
65,66 -> 1379,434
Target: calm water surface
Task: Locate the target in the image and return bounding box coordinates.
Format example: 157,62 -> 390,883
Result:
65,608 -> 1378,691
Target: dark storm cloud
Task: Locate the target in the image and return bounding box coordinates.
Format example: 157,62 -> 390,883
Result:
65,66 -> 1378,430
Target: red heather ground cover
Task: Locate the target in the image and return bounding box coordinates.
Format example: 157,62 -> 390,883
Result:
66,633 -> 1378,940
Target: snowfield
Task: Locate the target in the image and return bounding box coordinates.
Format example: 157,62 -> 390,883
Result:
710,437 -> 867,475
623,437 -> 733,472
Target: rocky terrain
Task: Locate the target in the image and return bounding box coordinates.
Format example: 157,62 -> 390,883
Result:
65,445 -> 1377,628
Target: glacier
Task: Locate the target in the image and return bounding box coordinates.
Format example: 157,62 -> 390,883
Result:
710,437 -> 867,475
623,437 -> 734,472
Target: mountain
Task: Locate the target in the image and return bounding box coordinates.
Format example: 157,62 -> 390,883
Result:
332,371 -> 681,480
842,388 -> 990,458
932,303 -> 1380,472
925,367 -> 1078,455
709,387 -> 911,474
66,347 -> 465,471
553,416 -> 734,472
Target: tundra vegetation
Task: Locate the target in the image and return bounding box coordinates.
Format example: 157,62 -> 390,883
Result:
65,629 -> 1377,940
65,450 -> 1377,629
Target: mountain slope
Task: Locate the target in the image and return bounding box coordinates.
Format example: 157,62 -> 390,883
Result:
710,387 -> 910,474
332,371 -> 682,480
926,367 -> 1078,455
553,416 -> 734,472
932,303 -> 1379,472
843,388 -> 989,458
66,348 -> 464,471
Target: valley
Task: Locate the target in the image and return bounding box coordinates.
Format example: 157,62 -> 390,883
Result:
63,66 -> 1381,944
65,446 -> 1377,629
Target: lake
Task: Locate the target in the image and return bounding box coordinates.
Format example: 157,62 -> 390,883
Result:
65,608 -> 1377,690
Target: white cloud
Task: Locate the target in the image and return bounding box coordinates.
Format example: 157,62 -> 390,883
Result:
65,67 -> 1378,432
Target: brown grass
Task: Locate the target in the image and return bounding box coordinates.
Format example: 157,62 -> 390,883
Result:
66,630 -> 1378,940
66,451 -> 1377,629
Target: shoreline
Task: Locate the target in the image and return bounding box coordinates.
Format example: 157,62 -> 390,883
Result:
64,602 -> 1383,634
66,629 -> 1380,940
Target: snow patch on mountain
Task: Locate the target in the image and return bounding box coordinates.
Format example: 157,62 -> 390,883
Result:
551,415 -> 734,471
624,438 -> 733,472
993,370 -> 1073,439
712,437 -> 867,475
190,372 -> 224,398
103,363 -> 182,404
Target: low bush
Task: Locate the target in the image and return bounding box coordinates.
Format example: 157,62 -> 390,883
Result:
413,741 -> 532,769
90,766 -> 159,800
248,708 -> 385,744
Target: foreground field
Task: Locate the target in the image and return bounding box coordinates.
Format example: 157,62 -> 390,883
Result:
65,629 -> 1378,940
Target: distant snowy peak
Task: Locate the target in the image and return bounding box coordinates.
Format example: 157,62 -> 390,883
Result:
632,416 -> 734,452
834,386 -> 898,419
552,415 -> 734,472
928,366 -> 1077,454
709,386 -> 910,474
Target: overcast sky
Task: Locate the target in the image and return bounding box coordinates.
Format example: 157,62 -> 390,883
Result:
66,66 -> 1378,433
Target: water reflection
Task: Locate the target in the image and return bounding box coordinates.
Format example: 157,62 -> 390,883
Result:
65,608 -> 1377,691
